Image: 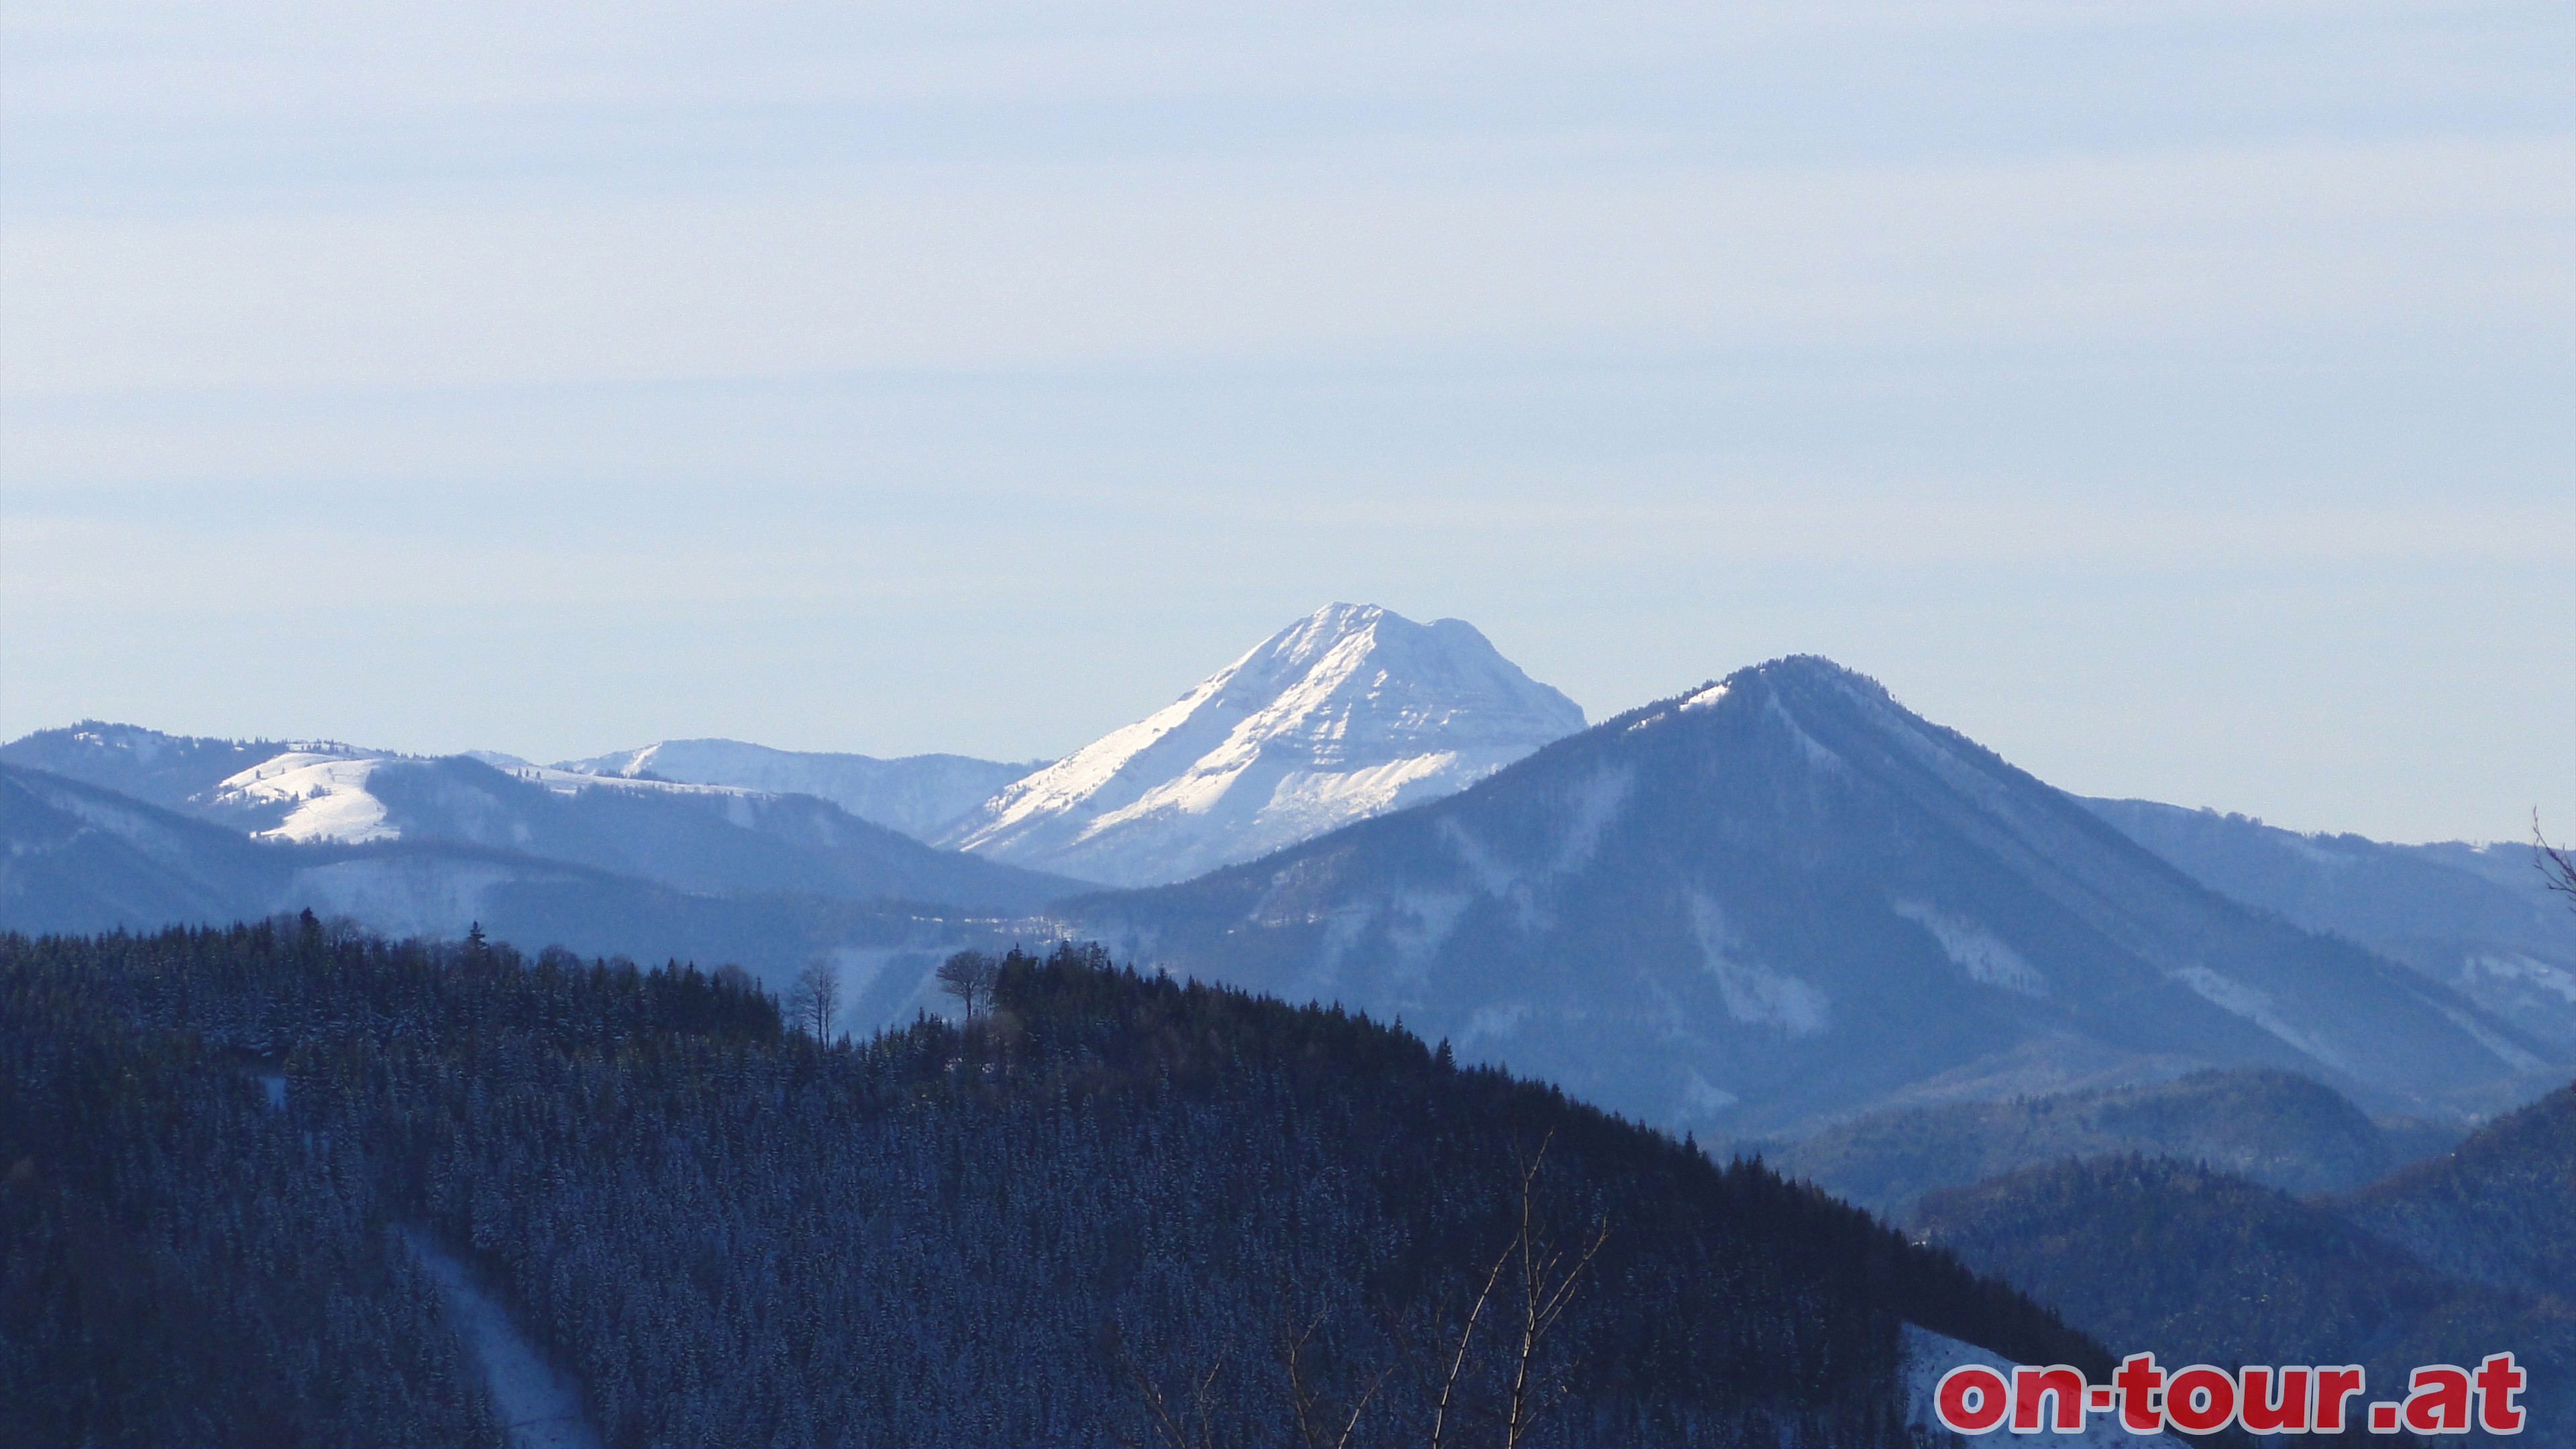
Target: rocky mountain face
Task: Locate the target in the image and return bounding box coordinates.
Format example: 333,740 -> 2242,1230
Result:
1061,657 -> 2565,1138
553,739 -> 1032,843
940,604 -> 1586,886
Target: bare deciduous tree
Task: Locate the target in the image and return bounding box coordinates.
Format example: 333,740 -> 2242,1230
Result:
788,959 -> 840,1040
1120,1352 -> 1232,1449
937,950 -> 1001,1019
1122,1128 -> 1607,1449
2538,812 -> 2576,915
1282,1317 -> 1387,1449
1423,1132 -> 1609,1449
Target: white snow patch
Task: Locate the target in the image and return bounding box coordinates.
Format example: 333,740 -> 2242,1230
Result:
1688,896 -> 1829,1036
1458,1003 -> 1532,1046
1900,1324 -> 2184,1447
551,741 -> 1028,841
1386,888 -> 1474,970
1679,682 -> 1730,711
1548,767 -> 1633,875
2172,965 -> 2351,1076
1681,1069 -> 1738,1116
1762,694 -> 1843,773
284,858 -> 514,938
2428,1000 -> 2548,1073
207,750 -> 765,847
400,1230 -> 602,1449
2465,952 -> 2576,1006
1893,901 -> 2045,996
462,749 -> 535,769
213,753 -> 396,843
1437,818 -> 1524,900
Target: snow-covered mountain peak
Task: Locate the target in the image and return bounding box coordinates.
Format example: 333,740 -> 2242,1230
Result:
941,604 -> 1585,886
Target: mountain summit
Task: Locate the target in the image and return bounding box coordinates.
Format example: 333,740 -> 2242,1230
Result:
1065,655 -> 2561,1135
941,604 -> 1585,885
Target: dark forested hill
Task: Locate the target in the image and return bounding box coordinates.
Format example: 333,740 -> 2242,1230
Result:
1916,1155 -> 2576,1438
1769,1067 -> 2457,1220
1,920 -> 2109,1448
0,928 -> 507,1448
2338,1081 -> 2576,1307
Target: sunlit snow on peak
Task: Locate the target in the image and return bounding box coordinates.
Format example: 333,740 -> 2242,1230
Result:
213,753 -> 398,843
941,604 -> 1585,886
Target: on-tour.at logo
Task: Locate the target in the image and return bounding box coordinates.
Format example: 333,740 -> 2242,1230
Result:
1934,1351 -> 2526,1435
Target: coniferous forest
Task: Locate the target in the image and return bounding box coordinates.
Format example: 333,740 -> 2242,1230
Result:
0,916 -> 2116,1447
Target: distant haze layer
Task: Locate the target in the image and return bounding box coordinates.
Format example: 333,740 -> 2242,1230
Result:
1,1 -> 2567,843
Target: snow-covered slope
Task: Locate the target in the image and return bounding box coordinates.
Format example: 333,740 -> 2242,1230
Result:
207,751 -> 402,842
0,722 -> 364,815
942,604 -> 1586,886
2083,798 -> 2576,1055
204,751 -> 769,845
1063,656 -> 2565,1137
222,755 -> 1081,913
553,739 -> 1028,843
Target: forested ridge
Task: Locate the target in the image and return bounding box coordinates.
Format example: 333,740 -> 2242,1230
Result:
1766,1067 -> 2460,1219
1916,1154 -> 2575,1439
5,917 -> 2104,1446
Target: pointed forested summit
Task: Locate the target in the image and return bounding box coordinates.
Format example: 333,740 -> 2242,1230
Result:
943,604 -> 1585,885
1065,656 -> 2561,1137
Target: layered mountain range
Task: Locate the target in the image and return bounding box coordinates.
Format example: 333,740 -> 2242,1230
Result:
552,739 -> 1032,843
15,609 -> 2568,1441
1063,657 -> 2565,1136
5,611 -> 2567,1143
2079,797 -> 2576,1056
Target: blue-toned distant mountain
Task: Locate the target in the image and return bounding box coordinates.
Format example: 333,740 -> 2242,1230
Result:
553,738 -> 1035,843
2084,798 -> 2576,1056
0,720 -> 360,814
10,654 -> 2567,1142
0,727 -> 1079,915
1059,657 -> 2567,1138
0,761 -> 1014,1024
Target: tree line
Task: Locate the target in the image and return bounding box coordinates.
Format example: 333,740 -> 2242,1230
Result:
4,916 -> 2110,1447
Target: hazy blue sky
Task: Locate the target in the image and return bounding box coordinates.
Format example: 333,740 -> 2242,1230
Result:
3,0 -> 2569,842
